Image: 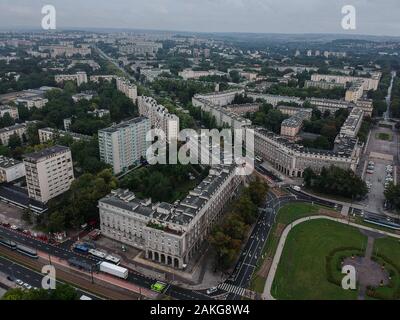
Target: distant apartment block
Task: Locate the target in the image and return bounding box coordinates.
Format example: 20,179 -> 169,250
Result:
193,89 -> 245,107
179,69 -> 227,80
89,75 -> 116,83
304,80 -> 345,90
0,105 -> 19,120
247,93 -> 303,107
55,72 -> 88,86
141,68 -> 171,82
23,146 -> 75,203
15,96 -> 48,109
38,45 -> 91,58
0,156 -> 25,183
339,107 -> 364,138
280,110 -> 312,138
98,117 -> 150,174
311,73 -> 381,91
119,42 -> 162,56
0,123 -> 28,146
137,96 -> 180,142
38,128 -> 92,144
116,77 -> 138,103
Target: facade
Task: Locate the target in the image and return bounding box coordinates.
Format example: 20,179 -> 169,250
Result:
225,103 -> 260,115
0,123 -> 28,146
304,80 -> 345,90
0,105 -> 19,120
311,73 -> 381,91
55,72 -> 88,86
38,45 -> 91,58
72,92 -> 96,103
98,117 -> 150,174
23,146 -> 75,203
137,96 -> 180,142
141,68 -> 171,82
15,96 -> 48,109
179,69 -> 227,80
0,156 -> 25,183
339,107 -> 364,138
280,110 -> 312,138
116,77 -> 138,103
306,98 -> 353,113
193,89 -> 245,107
38,128 -> 92,144
89,75 -> 116,83
247,93 -> 303,107
277,105 -> 313,117
119,42 -> 162,56
253,127 -> 361,178
345,80 -> 364,103
99,163 -> 242,269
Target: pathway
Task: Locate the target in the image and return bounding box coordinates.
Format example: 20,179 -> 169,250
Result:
262,215 -> 400,300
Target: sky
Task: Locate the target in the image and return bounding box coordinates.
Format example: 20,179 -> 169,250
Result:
0,0 -> 399,36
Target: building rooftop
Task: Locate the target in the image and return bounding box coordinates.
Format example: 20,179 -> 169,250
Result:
23,145 -> 70,162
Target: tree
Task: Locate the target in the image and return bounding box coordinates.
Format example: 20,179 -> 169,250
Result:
384,182 -> 400,213
8,133 -> 22,149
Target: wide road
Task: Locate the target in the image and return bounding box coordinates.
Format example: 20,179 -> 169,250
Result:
0,225 -> 212,300
0,254 -> 100,300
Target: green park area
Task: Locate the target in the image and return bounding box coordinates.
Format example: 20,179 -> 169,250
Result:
250,202 -> 338,293
271,219 -> 366,300
376,132 -> 392,141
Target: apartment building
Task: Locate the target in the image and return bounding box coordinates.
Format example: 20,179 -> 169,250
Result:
0,156 -> 25,183
0,123 -> 28,146
0,105 -> 19,120
15,96 -> 48,109
252,127 -> 361,178
345,80 -> 364,102
306,98 -> 353,113
277,105 -> 313,117
141,68 -> 171,82
247,93 -> 303,107
311,73 -> 381,91
339,107 -> 364,138
280,110 -> 312,138
116,77 -> 138,103
178,69 -> 227,80
98,117 -> 150,175
119,42 -> 162,56
99,163 -> 242,269
304,80 -> 345,90
55,72 -> 88,86
225,103 -> 260,115
23,146 -> 75,203
137,96 -> 179,142
193,89 -> 245,107
38,128 -> 92,144
89,75 -> 116,83
38,45 -> 91,58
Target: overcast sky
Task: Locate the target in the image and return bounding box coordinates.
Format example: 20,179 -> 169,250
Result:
0,0 -> 399,36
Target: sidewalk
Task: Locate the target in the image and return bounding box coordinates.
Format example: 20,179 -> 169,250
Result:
262,215 -> 400,300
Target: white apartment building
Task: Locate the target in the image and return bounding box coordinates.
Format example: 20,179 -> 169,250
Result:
15,96 -> 48,109
0,156 -> 25,183
99,163 -> 242,269
339,107 -> 364,138
247,93 -> 303,107
0,105 -> 19,120
178,69 -> 227,80
38,128 -> 92,144
55,72 -> 88,86
98,117 -> 150,175
23,146 -> 75,203
193,89 -> 245,107
137,96 -> 179,142
0,123 -> 28,146
116,77 -> 138,103
141,68 -> 171,82
89,75 -> 116,83
311,73 -> 381,91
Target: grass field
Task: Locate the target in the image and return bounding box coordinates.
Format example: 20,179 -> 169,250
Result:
271,219 -> 367,300
249,202 -> 336,293
376,132 -> 392,141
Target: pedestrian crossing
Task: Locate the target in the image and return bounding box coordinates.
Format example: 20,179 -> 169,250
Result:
218,283 -> 246,296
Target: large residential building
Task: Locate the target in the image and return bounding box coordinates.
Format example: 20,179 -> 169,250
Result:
306,98 -> 353,113
116,77 -> 138,103
280,110 -> 312,138
23,146 -> 75,203
89,75 -> 116,83
141,68 -> 171,82
99,163 -> 243,269
311,73 -> 381,91
225,103 -> 260,115
253,127 -> 361,178
55,72 -> 88,86
38,45 -> 91,58
137,96 -> 180,142
15,96 -> 48,109
345,80 -> 364,102
304,80 -> 345,90
119,42 -> 162,56
193,89 -> 245,107
0,105 -> 19,120
0,156 -> 25,183
38,128 -> 92,144
247,93 -> 303,107
339,107 -> 364,138
178,69 -> 227,80
192,97 -> 252,130
98,117 -> 150,174
0,123 -> 28,146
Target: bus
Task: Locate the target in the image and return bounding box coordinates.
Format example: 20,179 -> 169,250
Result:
0,237 -> 17,250
89,249 -> 107,259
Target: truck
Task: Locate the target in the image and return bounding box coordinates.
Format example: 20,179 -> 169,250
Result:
99,261 -> 128,279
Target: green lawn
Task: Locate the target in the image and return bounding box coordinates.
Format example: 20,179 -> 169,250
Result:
271,219 -> 367,300
376,132 -> 392,141
249,202 -> 335,293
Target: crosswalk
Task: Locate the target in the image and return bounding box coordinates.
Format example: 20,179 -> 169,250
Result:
218,282 -> 246,296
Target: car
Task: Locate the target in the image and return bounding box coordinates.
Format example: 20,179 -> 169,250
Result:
15,279 -> 24,287
207,287 -> 218,295
6,275 -> 15,282
23,283 -> 32,290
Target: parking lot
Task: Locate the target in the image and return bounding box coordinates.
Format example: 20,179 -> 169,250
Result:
0,202 -> 29,228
